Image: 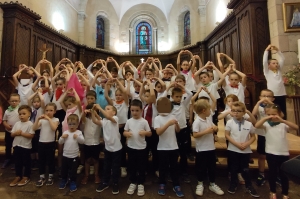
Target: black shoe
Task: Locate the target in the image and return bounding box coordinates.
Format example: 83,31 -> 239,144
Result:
112,183 -> 119,195
256,174 -> 266,186
1,159 -> 11,169
96,183 -> 109,193
227,184 -> 237,194
247,186 -> 260,198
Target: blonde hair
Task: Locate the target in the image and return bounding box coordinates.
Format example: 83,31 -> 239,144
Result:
224,94 -> 239,104
193,99 -> 211,114
231,101 -> 246,112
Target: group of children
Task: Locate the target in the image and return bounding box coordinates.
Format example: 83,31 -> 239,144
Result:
0,44 -> 296,199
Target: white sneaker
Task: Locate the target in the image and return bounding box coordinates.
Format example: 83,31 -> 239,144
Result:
121,167 -> 127,178
238,173 -> 245,185
155,171 -> 159,177
77,165 -> 84,174
90,166 -> 94,175
137,184 -> 145,196
209,183 -> 224,195
196,182 -> 204,196
127,183 -> 137,195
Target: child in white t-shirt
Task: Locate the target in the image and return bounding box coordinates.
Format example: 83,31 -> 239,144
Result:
9,105 -> 34,187
92,104 -> 122,195
124,99 -> 151,196
58,114 -> 84,192
154,97 -> 184,198
255,104 -> 298,199
225,102 -> 259,197
192,99 -> 224,197
32,103 -> 59,186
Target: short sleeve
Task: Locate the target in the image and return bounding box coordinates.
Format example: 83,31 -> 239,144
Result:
113,116 -> 119,123
144,120 -> 151,131
244,113 -> 250,120
124,120 -> 129,131
11,122 -> 17,132
284,124 -> 289,132
225,121 -> 232,131
27,123 -> 35,134
3,111 -> 8,121
154,117 -> 160,129
192,120 -> 200,133
249,124 -> 256,134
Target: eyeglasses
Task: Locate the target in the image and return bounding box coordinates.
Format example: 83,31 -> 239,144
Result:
260,95 -> 273,98
231,110 -> 244,113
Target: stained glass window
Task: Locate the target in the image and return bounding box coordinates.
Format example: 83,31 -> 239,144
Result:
184,11 -> 191,46
96,16 -> 105,49
136,22 -> 152,54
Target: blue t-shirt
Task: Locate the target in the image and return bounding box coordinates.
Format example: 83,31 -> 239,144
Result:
95,85 -> 111,118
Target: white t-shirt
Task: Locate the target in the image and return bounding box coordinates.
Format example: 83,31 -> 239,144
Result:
130,91 -> 141,101
180,70 -> 195,91
262,122 -> 289,156
12,121 -> 34,149
102,116 -> 122,152
124,118 -> 151,150
154,114 -> 178,150
113,101 -> 128,125
39,117 -> 59,142
195,82 -> 220,100
83,118 -> 101,145
263,51 -> 286,96
192,116 -> 215,152
17,79 -> 33,105
58,130 -> 85,158
225,119 -> 255,154
223,83 -> 245,103
255,106 -> 267,136
51,90 -> 64,111
3,108 -> 20,132
43,90 -> 53,105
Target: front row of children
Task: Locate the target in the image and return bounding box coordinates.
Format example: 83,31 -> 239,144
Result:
5,87 -> 297,199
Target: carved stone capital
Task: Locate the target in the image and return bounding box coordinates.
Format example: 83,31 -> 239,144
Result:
78,12 -> 86,20
198,6 -> 206,16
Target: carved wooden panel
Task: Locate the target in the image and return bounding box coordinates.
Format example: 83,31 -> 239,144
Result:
225,36 -> 231,56
54,45 -> 61,64
46,41 -> 54,62
231,30 -> 239,68
61,48 -> 67,59
1,21 -> 14,76
15,23 -> 31,66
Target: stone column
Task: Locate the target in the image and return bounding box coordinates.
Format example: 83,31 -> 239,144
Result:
198,4 -> 206,41
129,28 -> 133,54
153,27 -> 157,54
78,12 -> 86,44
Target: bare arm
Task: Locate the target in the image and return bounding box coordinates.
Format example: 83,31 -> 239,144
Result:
104,81 -> 113,105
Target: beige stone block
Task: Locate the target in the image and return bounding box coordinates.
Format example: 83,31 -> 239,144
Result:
272,35 -> 290,51
276,4 -> 283,20
288,35 -> 300,51
268,6 -> 278,23
273,20 -> 285,36
269,22 -> 274,38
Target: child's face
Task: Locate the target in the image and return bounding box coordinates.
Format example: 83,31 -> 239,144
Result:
259,91 -> 274,103
115,91 -> 123,102
231,106 -> 245,120
43,72 -> 50,79
144,92 -> 151,104
200,74 -> 210,84
130,105 -> 142,119
163,72 -> 169,79
65,100 -> 77,110
92,69 -> 99,76
9,96 -> 20,108
86,96 -> 96,104
134,83 -> 140,92
155,84 -> 162,93
45,105 -> 56,117
32,98 -> 41,109
40,83 -> 46,91
172,92 -> 183,103
111,72 -> 118,78
208,72 -> 214,81
175,79 -> 185,86
266,108 -> 281,122
268,60 -> 278,71
67,119 -> 79,132
81,82 -> 87,90
226,97 -> 235,108
202,108 -> 211,117
125,72 -> 133,80
105,105 -> 116,117
19,109 -> 31,122
145,71 -> 153,79
56,80 -> 65,89
181,61 -> 190,71
229,74 -> 240,86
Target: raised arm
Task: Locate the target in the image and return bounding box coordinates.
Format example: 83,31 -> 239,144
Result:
93,104 -> 116,123
263,45 -> 272,74
12,65 -> 27,87
177,50 -> 183,71
232,64 -> 247,87
115,78 -> 129,105
104,80 -> 113,105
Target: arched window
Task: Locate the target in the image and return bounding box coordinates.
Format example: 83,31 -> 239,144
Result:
96,16 -> 105,49
184,11 -> 191,46
136,22 -> 152,54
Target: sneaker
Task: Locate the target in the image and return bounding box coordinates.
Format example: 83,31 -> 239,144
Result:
46,177 -> 54,186
183,173 -> 191,183
158,184 -> 166,196
77,165 -> 84,174
173,186 -> 184,198
276,177 -> 282,187
195,182 -> 204,196
1,159 -> 11,169
90,166 -> 94,175
256,174 -> 266,186
59,179 -> 68,189
69,181 -> 77,192
121,167 -> 127,177
270,192 -> 277,199
17,177 -> 30,186
9,177 -> 21,187
209,183 -> 224,195
127,183 -> 137,195
238,173 -> 245,185
227,184 -> 237,194
247,186 -> 260,198
155,171 -> 159,177
96,183 -> 109,193
137,184 -> 145,196
35,177 -> 45,187
112,183 -> 119,195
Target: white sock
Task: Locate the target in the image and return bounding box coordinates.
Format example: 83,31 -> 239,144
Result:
40,174 -> 45,179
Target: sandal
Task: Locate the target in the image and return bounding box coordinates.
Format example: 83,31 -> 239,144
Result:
95,175 -> 101,184
81,176 -> 88,185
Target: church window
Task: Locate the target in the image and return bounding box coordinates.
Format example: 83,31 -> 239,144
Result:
96,16 -> 105,49
184,11 -> 191,46
136,22 -> 152,54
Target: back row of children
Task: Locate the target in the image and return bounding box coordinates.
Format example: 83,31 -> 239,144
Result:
1,44 -> 296,199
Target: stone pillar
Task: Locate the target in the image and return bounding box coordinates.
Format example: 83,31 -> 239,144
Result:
153,27 -> 157,54
198,5 -> 206,41
78,12 -> 86,44
129,28 -> 133,54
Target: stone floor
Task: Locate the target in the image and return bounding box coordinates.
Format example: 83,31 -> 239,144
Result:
0,164 -> 300,199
